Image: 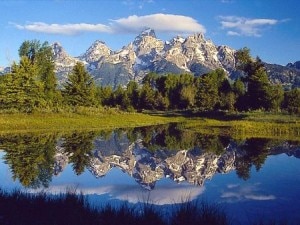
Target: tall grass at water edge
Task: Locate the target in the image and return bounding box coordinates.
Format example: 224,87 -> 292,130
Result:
0,188 -> 291,225
183,112 -> 300,141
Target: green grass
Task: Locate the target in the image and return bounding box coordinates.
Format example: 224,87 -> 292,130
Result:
183,112 -> 300,140
0,109 -> 299,140
0,110 -> 182,134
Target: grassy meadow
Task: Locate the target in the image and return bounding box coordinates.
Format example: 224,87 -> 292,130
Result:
0,108 -> 182,134
0,108 -> 299,140
183,112 -> 300,140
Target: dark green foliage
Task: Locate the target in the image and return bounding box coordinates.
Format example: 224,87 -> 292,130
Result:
127,80 -> 140,108
0,133 -> 57,188
235,48 -> 287,112
246,66 -> 273,110
195,73 -> 219,111
0,57 -> 44,112
282,88 -> 300,114
113,85 -> 131,110
63,62 -> 96,107
0,40 -> 295,114
235,47 -> 252,67
97,85 -> 114,106
233,78 -> 246,110
268,85 -> 284,112
19,40 -> 59,106
139,82 -> 156,110
235,138 -> 272,180
62,131 -> 96,175
18,40 -> 41,63
130,124 -> 230,153
233,78 -> 246,96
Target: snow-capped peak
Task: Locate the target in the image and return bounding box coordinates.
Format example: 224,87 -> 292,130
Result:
52,42 -> 67,59
79,40 -> 111,63
140,28 -> 156,38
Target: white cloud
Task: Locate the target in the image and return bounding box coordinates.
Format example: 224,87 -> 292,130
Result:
227,31 -> 241,36
12,22 -> 112,35
11,13 -> 205,35
112,14 -> 205,34
245,194 -> 276,201
227,183 -> 240,189
219,16 -> 279,37
105,184 -> 205,205
221,183 -> 276,202
30,183 -> 205,205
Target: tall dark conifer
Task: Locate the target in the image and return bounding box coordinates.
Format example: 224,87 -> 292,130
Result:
63,62 -> 96,107
0,57 -> 44,112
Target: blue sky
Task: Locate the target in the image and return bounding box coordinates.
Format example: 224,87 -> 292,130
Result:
0,0 -> 299,67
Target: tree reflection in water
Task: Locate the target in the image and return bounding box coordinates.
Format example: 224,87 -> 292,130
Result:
0,133 -> 57,188
62,131 -> 97,175
0,124 -> 299,189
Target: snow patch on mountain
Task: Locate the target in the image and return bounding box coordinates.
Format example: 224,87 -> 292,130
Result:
51,28 -> 300,88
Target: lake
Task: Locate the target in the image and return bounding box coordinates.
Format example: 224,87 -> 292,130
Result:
1,123 -> 300,224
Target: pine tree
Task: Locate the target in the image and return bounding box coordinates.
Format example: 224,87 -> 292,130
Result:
267,84 -> 284,112
113,85 -> 130,110
126,81 -> 140,109
282,88 -> 300,114
138,83 -> 156,110
195,73 -> 219,111
235,48 -> 281,111
246,66 -> 272,110
0,57 -> 44,112
97,86 -> 114,106
63,62 -> 96,107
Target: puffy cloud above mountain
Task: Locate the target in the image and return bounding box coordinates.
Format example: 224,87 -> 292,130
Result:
111,14 -> 206,34
12,13 -> 205,35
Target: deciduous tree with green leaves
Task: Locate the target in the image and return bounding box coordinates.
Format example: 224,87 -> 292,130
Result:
19,40 -> 58,106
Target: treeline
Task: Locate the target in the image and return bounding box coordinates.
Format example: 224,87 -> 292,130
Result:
0,40 -> 299,114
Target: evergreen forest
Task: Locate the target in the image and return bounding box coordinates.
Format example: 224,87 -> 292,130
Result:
0,40 -> 299,115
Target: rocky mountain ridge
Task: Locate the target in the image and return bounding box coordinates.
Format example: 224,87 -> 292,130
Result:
53,132 -> 300,190
52,30 -> 241,88
1,29 -> 299,89
51,29 -> 300,89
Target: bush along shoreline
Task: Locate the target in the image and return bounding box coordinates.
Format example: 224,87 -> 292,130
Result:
0,188 -> 290,225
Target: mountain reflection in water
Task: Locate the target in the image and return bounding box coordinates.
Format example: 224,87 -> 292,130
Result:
0,123 -> 299,190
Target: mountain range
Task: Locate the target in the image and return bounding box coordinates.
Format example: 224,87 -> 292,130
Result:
0,29 -> 299,89
51,28 -> 300,89
52,131 -> 300,190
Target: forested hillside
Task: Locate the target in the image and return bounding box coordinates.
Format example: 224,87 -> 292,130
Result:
0,40 -> 299,114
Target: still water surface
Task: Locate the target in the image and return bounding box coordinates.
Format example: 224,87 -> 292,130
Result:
0,124 -> 300,224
